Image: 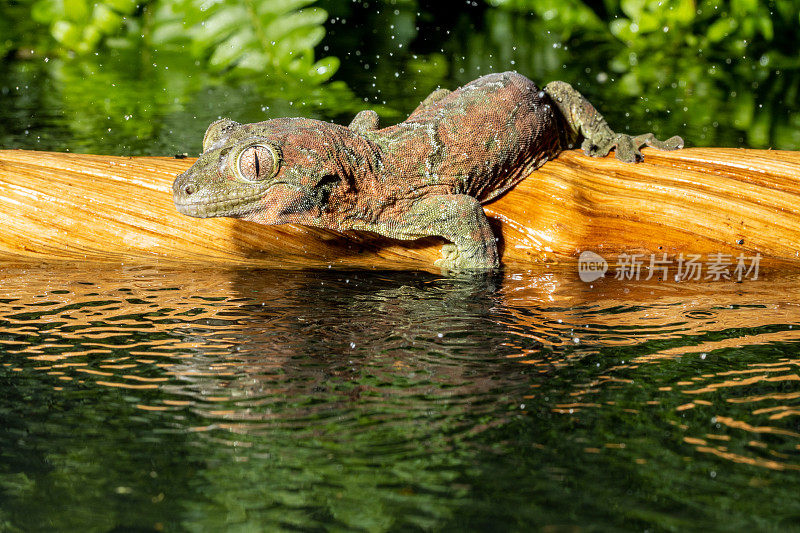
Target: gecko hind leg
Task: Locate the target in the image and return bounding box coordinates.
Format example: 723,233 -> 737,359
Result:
544,80 -> 684,163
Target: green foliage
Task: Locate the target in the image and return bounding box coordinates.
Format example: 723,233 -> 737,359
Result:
30,0 -> 140,54
19,0 -> 339,83
601,0 -> 800,148
487,0 -> 605,37
148,0 -> 338,82
606,0 -> 789,51
479,0 -> 800,148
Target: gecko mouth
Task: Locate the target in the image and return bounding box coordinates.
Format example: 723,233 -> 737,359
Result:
172,167 -> 275,218
174,192 -> 265,219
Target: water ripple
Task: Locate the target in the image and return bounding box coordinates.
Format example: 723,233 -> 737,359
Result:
2,264 -> 800,529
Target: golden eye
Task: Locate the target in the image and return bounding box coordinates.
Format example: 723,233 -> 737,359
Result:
237,144 -> 279,182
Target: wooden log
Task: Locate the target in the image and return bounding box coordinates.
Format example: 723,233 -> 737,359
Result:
0,148 -> 799,269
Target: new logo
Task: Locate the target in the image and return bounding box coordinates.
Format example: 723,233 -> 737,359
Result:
578,251 -> 608,282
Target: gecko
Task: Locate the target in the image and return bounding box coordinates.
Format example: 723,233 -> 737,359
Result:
172,71 -> 683,269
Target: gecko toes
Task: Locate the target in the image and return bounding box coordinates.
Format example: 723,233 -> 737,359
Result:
435,243 -> 499,272
610,132 -> 685,162
611,135 -> 642,163
581,138 -> 613,158
664,135 -> 685,150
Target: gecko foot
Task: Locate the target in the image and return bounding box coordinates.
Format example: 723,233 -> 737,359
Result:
583,133 -> 684,163
434,243 -> 460,271
434,243 -> 499,272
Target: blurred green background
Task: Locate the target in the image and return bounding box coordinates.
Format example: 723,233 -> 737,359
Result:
1,0 -> 799,155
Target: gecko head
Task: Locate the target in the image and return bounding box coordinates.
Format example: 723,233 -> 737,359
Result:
173,117 -> 346,222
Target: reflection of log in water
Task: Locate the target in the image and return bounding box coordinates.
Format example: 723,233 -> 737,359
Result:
2,265 -> 799,473
2,265 -> 798,529
0,148 -> 799,268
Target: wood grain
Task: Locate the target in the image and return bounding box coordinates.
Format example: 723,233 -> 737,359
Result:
1,148 -> 798,269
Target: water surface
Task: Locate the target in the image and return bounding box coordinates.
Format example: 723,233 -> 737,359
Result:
2,264 -> 799,530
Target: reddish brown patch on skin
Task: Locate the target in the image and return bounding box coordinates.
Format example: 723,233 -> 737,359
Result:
364,73 -> 562,204
241,185 -> 311,225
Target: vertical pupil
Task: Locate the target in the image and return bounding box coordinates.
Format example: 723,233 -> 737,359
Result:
240,146 -> 273,181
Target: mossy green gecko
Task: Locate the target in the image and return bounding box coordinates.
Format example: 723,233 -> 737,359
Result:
173,72 -> 683,270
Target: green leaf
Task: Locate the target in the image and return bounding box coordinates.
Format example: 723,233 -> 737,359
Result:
609,18 -> 631,39
208,29 -> 256,70
309,56 -> 338,82
262,8 -> 327,43
757,12 -> 774,41
92,3 -> 122,34
706,18 -> 736,43
274,26 -> 325,56
192,6 -> 247,46
51,19 -> 81,48
669,0 -> 696,25
148,21 -> 189,46
80,24 -> 103,52
620,0 -> 646,21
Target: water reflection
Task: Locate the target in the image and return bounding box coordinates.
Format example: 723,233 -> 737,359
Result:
1,263 -> 799,529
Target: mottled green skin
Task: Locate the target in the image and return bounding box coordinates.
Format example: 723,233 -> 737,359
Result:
173,72 -> 683,270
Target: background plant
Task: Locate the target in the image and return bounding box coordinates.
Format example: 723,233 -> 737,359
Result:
17,0 -> 338,83
1,0 -> 798,152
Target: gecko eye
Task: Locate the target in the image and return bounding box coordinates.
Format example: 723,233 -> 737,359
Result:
236,144 -> 279,182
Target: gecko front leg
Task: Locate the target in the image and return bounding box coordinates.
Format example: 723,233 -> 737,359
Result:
544,81 -> 684,162
373,194 -> 499,270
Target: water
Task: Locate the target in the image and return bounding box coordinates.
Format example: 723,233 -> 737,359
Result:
2,264 -> 799,530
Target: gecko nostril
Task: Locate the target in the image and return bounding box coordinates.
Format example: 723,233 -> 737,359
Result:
184,184 -> 196,196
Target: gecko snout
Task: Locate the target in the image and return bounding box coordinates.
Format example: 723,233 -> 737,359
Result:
173,172 -> 197,199
172,173 -> 205,218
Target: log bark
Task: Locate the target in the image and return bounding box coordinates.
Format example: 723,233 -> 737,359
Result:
0,148 -> 799,269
